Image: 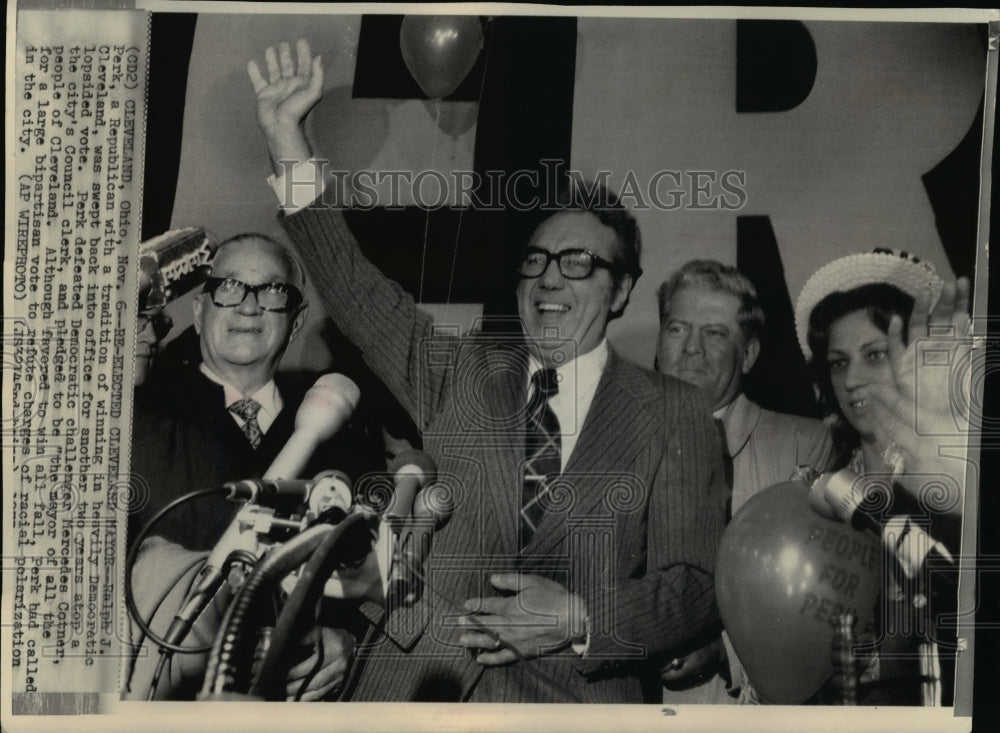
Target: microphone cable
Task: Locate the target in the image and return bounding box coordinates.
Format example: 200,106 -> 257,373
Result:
125,487 -> 228,655
249,510 -> 377,699
123,551 -> 206,699
200,517 -> 375,698
289,602 -> 326,702
130,488 -> 585,702
126,486 -> 254,700
143,551 -> 258,701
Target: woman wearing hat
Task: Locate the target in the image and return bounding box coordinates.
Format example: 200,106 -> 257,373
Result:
795,248 -> 973,705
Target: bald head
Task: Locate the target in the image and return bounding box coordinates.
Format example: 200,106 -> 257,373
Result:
193,233 -> 308,395
212,233 -> 305,291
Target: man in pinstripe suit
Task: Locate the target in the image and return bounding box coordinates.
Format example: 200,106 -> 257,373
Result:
249,40 -> 726,703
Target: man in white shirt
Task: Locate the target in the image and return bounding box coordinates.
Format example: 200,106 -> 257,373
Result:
129,233 -> 378,551
242,39 -> 727,702
656,259 -> 834,703
194,235 -> 305,417
126,233 -> 385,700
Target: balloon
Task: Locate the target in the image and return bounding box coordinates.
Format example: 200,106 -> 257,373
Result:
715,481 -> 882,703
422,99 -> 479,139
400,15 -> 484,100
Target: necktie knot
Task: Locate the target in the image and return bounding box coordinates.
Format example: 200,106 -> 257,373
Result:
229,397 -> 262,422
530,368 -> 560,402
229,397 -> 263,449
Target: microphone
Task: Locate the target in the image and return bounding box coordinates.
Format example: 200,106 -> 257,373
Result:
218,472 -> 355,544
139,228 -> 216,311
384,449 -> 438,526
264,373 -> 360,480
223,478 -> 314,506
163,376 -> 358,649
306,470 -> 353,521
883,516 -> 956,585
159,508 -> 262,649
388,482 -> 455,607
161,562 -> 228,646
808,469 -> 884,535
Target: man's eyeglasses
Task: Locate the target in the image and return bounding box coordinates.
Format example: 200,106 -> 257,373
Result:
203,277 -> 303,313
517,247 -> 619,280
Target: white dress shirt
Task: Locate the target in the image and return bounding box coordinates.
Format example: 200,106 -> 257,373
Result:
272,161 -> 604,653
270,162 -> 611,469
199,363 -> 283,435
526,339 -> 608,472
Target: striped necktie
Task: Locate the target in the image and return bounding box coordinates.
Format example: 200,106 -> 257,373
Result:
229,397 -> 263,450
520,368 -> 561,550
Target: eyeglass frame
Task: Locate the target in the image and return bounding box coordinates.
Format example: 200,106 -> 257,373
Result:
137,309 -> 174,341
516,247 -> 623,281
202,276 -> 304,313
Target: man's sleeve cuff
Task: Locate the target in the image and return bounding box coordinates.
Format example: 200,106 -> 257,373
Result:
571,615 -> 591,657
267,159 -> 327,212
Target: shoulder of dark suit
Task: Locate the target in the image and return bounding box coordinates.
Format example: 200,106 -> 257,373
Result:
607,349 -> 714,416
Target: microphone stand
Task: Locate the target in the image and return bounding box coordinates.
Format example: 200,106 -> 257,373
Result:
251,509 -> 378,700
198,511 -> 378,700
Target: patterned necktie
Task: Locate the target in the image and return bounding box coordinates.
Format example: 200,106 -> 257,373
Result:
520,368 -> 561,549
229,397 -> 263,450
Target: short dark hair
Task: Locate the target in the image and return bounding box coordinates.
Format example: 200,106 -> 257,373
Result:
657,260 -> 765,342
806,283 -> 914,464
536,181 -> 643,285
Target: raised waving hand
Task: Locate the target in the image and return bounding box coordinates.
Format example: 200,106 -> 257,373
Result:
869,277 -> 974,519
248,39 -> 324,166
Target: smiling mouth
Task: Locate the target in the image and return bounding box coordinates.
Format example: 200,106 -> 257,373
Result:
229,326 -> 263,335
536,302 -> 570,314
849,398 -> 867,409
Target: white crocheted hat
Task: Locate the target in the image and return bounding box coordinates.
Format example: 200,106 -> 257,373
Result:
794,248 -> 943,361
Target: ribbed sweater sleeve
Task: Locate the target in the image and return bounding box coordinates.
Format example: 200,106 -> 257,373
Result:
281,205 -> 451,433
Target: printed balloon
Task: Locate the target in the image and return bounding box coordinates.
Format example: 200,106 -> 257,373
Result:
715,481 -> 882,703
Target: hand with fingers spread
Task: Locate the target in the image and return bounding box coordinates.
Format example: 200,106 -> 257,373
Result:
247,39 -> 324,167
868,277 -> 973,514
458,573 -> 588,666
885,277 -> 971,407
285,625 -> 355,701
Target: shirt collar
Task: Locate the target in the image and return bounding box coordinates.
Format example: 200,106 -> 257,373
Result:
199,362 -> 282,419
526,339 -> 609,395
714,392 -> 759,458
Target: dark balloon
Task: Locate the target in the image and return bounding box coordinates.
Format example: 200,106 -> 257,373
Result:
715,481 -> 882,703
400,15 -> 484,100
422,99 -> 479,139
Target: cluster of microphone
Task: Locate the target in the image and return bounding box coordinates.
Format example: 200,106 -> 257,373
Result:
154,372 -> 453,665
138,371 -> 967,704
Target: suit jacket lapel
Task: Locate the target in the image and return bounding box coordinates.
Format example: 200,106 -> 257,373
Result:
720,392 -> 760,459
523,351 -> 660,558
473,344 -> 529,558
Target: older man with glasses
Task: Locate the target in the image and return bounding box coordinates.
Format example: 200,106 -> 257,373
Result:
129,233 -> 380,553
